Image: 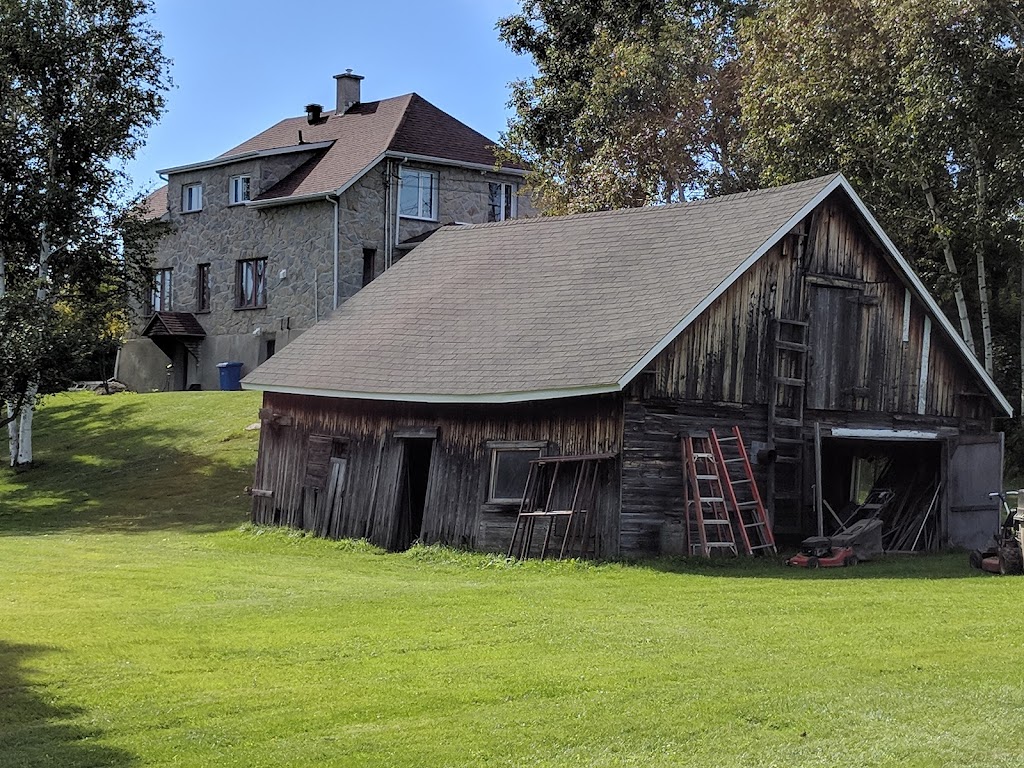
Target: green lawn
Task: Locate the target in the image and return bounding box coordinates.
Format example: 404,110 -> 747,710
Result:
1,392 -> 1023,767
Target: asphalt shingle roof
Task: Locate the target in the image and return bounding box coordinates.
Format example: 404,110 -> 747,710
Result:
243,175 -> 840,401
143,93 -> 520,216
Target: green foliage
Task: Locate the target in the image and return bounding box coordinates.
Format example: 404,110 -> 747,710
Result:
740,0 -> 1024,376
0,0 -> 169,431
2,392 -> 1024,766
499,0 -> 758,213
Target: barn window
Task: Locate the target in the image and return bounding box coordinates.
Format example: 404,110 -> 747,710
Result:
487,441 -> 545,503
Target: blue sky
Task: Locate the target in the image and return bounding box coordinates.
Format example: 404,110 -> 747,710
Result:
126,0 -> 534,194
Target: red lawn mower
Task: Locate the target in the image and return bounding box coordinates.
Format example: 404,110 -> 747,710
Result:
969,491 -> 1023,576
786,518 -> 884,568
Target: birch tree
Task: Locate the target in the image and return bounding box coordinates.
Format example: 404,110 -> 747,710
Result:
0,0 -> 168,468
740,0 -> 1024,376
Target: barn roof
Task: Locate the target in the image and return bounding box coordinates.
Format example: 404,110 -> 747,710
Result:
242,174 -> 1011,415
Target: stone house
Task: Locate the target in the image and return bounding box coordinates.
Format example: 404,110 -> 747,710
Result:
118,71 -> 532,392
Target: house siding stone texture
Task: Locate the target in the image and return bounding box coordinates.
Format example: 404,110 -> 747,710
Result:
119,157 -> 531,391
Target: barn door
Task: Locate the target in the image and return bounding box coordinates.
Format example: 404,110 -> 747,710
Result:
947,434 -> 1003,550
387,436 -> 436,551
806,284 -> 863,410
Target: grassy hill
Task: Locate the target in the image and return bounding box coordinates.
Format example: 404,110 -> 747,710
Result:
1,391 -> 1023,767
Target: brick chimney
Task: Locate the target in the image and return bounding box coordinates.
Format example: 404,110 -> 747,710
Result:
334,70 -> 363,114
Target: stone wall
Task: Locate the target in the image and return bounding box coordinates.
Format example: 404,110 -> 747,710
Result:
119,156 -> 533,392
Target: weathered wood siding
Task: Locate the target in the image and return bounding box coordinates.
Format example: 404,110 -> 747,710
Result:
620,399 -> 771,556
251,393 -> 623,557
621,193 -> 997,548
632,196 -> 996,423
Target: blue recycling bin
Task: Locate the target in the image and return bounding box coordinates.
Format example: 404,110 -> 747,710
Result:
217,361 -> 244,391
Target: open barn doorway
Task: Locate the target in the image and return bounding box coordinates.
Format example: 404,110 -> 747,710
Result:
815,436 -> 944,552
391,437 -> 435,551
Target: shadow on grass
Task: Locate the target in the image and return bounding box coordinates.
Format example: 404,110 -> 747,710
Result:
0,392 -> 258,536
0,641 -> 137,767
629,551 -> 982,580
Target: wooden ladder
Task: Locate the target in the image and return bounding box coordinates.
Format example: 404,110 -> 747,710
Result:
682,434 -> 738,557
506,454 -> 612,560
768,318 -> 809,536
710,426 -> 777,555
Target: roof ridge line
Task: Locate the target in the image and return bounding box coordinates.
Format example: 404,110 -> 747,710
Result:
448,173 -> 842,233
382,93 -> 418,151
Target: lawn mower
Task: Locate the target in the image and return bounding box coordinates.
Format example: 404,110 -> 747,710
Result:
968,491 -> 1023,575
786,518 -> 884,568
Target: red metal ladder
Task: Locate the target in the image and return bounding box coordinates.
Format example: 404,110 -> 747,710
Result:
710,426 -> 777,555
682,434 -> 738,557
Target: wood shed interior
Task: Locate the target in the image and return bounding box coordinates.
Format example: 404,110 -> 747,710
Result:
817,438 -> 943,551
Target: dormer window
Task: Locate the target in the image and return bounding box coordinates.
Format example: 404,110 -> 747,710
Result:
230,175 -> 251,205
399,168 -> 438,221
182,183 -> 203,212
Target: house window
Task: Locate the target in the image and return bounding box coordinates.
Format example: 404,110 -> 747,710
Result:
230,175 -> 251,205
149,268 -> 172,314
196,263 -> 210,312
488,441 -> 545,503
362,248 -> 376,287
181,183 -> 202,212
235,258 -> 267,309
488,182 -> 517,222
399,168 -> 438,220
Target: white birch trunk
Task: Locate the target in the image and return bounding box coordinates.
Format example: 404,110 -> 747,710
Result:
0,250 -> 16,467
919,176 -> 976,355
970,138 -> 994,375
12,232 -> 53,467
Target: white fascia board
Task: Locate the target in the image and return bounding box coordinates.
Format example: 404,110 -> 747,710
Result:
617,175 -> 847,389
829,428 -> 940,440
245,151 -> 388,210
833,176 -> 1014,417
240,380 -> 621,404
156,140 -> 335,176
383,150 -> 528,177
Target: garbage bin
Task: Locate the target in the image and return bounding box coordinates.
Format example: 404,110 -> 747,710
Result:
216,361 -> 244,391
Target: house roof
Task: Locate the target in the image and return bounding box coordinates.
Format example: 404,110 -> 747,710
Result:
144,93 -> 523,217
241,174 -> 1011,416
140,185 -> 168,222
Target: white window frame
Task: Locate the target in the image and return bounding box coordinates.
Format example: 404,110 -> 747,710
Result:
150,268 -> 172,314
229,175 -> 251,205
235,257 -> 267,309
181,183 -> 203,213
488,182 -> 518,222
487,440 -> 545,504
398,168 -> 438,221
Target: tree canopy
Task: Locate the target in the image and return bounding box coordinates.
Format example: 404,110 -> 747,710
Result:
498,0 -> 757,213
0,0 -> 169,466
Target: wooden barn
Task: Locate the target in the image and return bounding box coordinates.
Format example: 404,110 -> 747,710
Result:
242,174 -> 1012,558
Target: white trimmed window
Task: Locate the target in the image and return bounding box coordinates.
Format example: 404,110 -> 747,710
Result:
488,441 -> 545,503
399,168 -> 438,220
236,257 -> 267,309
488,182 -> 517,222
230,175 -> 251,205
182,183 -> 203,212
149,268 -> 172,314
